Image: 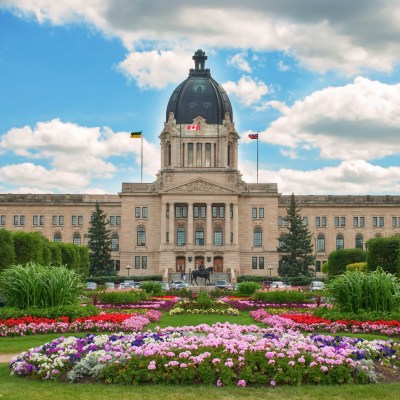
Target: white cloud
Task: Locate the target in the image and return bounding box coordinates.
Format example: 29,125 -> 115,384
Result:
255,100 -> 288,113
3,0 -> 400,79
277,60 -> 290,71
260,77 -> 400,160
0,119 -> 160,193
222,76 -> 269,107
227,52 -> 252,73
239,159 -> 400,195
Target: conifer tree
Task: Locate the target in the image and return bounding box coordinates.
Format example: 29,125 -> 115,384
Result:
277,194 -> 315,276
85,202 -> 114,276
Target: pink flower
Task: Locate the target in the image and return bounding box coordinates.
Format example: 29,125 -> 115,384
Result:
237,379 -> 246,387
321,366 -> 329,372
216,379 -> 224,387
180,363 -> 187,368
270,380 -> 276,387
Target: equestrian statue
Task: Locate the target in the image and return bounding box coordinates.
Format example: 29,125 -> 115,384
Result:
190,266 -> 213,286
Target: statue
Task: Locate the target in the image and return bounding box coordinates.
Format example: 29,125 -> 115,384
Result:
190,267 -> 213,286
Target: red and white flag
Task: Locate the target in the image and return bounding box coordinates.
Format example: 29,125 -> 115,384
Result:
248,133 -> 258,139
187,124 -> 200,131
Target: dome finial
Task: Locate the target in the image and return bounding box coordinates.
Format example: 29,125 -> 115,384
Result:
193,49 -> 207,70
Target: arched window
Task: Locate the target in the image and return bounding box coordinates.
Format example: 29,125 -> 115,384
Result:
73,233 -> 81,246
317,234 -> 325,252
336,234 -> 344,250
177,227 -> 186,246
195,227 -> 204,246
253,227 -> 262,247
111,234 -> 119,251
214,227 -> 223,246
137,226 -> 146,246
54,233 -> 62,243
355,234 -> 363,249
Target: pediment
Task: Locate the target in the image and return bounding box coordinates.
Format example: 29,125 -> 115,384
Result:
164,178 -> 236,194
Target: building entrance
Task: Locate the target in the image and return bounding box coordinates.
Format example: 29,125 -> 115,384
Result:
195,256 -> 205,269
176,256 -> 185,272
213,256 -> 223,272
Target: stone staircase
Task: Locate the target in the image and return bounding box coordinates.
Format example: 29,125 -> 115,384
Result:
168,271 -> 231,284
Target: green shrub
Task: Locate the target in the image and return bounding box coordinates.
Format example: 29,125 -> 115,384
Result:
194,291 -> 214,309
86,275 -> 163,285
346,262 -> 367,272
327,269 -> 400,313
13,231 -> 44,265
321,262 -> 329,274
252,290 -> 307,303
0,262 -> 83,308
367,236 -> 400,275
78,246 -> 90,277
0,229 -> 15,271
328,248 -> 366,276
97,290 -> 149,305
0,304 -> 99,320
237,275 -> 265,283
49,242 -> 62,266
139,281 -> 163,295
58,243 -> 80,271
313,306 -> 400,322
236,281 -> 262,296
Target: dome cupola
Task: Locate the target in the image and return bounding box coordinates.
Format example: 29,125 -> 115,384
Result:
166,50 -> 233,125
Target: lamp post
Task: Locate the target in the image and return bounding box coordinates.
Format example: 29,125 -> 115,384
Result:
267,265 -> 273,277
126,265 -> 132,277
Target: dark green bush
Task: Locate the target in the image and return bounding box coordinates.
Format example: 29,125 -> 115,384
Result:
87,275 -> 163,285
237,281 -> 262,296
49,242 -> 62,266
252,290 -> 307,303
13,231 -> 44,265
328,248 -> 366,276
78,246 -> 90,277
58,243 -> 80,271
97,290 -> 149,305
139,281 -> 163,295
0,229 -> 15,271
0,304 -> 99,321
367,236 -> 400,275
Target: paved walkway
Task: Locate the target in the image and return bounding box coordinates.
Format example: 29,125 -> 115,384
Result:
0,354 -> 17,363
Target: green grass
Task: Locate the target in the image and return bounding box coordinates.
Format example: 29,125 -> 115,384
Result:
0,364 -> 399,400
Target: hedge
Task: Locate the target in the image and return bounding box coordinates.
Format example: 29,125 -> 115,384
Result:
86,275 -> 163,285
367,236 -> 400,275
13,231 -> 44,265
328,248 -> 366,276
0,229 -> 15,271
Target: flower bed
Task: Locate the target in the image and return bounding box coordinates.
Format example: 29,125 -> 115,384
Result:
10,322 -> 399,385
251,309 -> 400,336
97,297 -> 179,311
169,298 -> 239,316
0,310 -> 161,337
221,298 -> 320,311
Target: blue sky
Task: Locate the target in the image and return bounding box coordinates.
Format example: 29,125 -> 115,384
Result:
1,1 -> 400,195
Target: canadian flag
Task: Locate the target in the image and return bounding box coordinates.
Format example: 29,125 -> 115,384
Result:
187,124 -> 200,131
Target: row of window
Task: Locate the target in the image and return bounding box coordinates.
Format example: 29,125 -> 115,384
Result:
252,256 -> 265,269
53,233 -> 120,251
314,233 -> 364,252
174,204 -> 227,219
1,215 -> 122,226
278,215 -> 400,228
135,207 -> 148,219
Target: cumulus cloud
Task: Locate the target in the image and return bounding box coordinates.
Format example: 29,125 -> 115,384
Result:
2,0 -> 400,84
227,52 -> 252,73
239,159 -> 400,195
222,76 -> 269,107
260,77 -> 400,160
0,119 -> 160,193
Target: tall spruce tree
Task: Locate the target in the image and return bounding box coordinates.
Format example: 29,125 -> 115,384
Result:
85,202 -> 115,276
277,194 -> 315,277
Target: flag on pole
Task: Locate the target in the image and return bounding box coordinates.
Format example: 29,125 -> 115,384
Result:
248,133 -> 258,139
187,124 -> 200,131
130,131 -> 142,138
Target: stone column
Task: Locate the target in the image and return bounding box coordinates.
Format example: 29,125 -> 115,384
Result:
187,202 -> 193,245
224,203 -> 230,245
233,203 -> 239,245
161,202 -> 167,244
206,203 -> 212,246
169,202 -> 175,245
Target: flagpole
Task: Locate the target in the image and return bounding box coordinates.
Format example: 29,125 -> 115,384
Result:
257,132 -> 259,184
141,134 -> 143,183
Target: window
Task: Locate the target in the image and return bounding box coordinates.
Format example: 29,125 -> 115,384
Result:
214,227 -> 223,246
334,216 -> 339,227
194,205 -> 206,218
116,216 -> 121,225
137,226 -> 146,246
135,256 -> 140,269
317,234 -> 325,252
135,207 -> 141,218
355,234 -> 363,249
177,227 -> 186,246
230,232 -> 233,244
196,143 -> 202,166
182,206 -> 188,218
78,215 -> 83,225
212,206 -> 217,218
212,205 -> 224,218
252,208 -> 257,219
52,215 -> 57,225
73,233 -> 81,246
20,215 -> 25,225
33,215 -> 39,225
360,216 -> 365,227
115,260 -> 120,272
373,216 -> 377,227
59,216 -> 64,226
379,217 -> 384,227
259,208 -> 264,218
278,216 -> 283,227
14,215 -> 18,225
54,233 -> 62,243
354,216 -> 365,228
142,256 -> 147,269
0,215 -> 5,225
335,216 -> 345,227
252,256 -> 264,269
227,144 -> 231,166
175,205 -> 181,218
372,216 -> 384,227
336,234 -> 344,250
321,216 -> 327,227
303,216 -> 308,226
72,216 -> 77,225
205,143 -> 211,167
253,227 -> 262,247
315,261 -> 322,273
315,216 -> 320,227
259,257 -> 265,269
111,234 -> 119,251
188,143 -> 193,166
392,217 -> 398,227
142,207 -> 148,218
40,215 -> 45,225
252,256 -> 257,269
219,206 -> 224,218
195,227 -> 204,246
278,234 -> 286,248
110,216 -> 115,225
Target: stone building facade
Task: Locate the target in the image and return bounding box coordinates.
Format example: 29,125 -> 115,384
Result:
1,50 -> 400,280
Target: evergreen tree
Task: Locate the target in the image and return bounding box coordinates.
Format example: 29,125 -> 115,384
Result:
277,194 -> 315,277
85,202 -> 115,276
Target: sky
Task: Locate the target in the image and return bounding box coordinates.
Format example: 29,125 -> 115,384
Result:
1,0 -> 400,195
